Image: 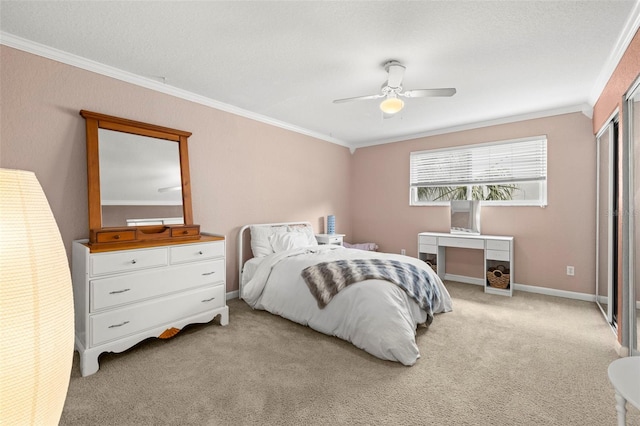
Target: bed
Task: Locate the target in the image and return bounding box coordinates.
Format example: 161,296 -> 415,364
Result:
237,222 -> 452,366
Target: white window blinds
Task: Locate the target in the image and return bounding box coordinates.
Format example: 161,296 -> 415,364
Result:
410,137 -> 547,187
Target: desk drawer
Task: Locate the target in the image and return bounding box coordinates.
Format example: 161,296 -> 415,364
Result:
90,284 -> 225,346
486,240 -> 510,251
419,235 -> 437,245
486,249 -> 510,262
439,236 -> 484,250
419,244 -> 438,254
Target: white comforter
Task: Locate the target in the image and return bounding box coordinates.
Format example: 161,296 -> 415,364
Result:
241,245 -> 452,366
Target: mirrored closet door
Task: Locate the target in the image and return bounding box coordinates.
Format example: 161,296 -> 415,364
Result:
624,75 -> 640,356
596,116 -> 619,330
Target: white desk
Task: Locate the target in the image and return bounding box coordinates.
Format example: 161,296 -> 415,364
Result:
608,356 -> 640,425
418,232 -> 514,296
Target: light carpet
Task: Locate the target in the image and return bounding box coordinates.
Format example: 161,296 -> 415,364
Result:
60,281 -> 640,425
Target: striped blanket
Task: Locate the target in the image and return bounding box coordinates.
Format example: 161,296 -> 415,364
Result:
301,258 -> 441,320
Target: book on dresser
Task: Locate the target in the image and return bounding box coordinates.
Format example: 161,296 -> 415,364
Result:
71,234 -> 229,376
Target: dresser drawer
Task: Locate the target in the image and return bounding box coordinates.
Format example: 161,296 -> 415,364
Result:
90,259 -> 225,311
171,241 -> 224,264
170,225 -> 200,238
90,248 -> 168,276
486,240 -> 510,251
94,229 -> 136,243
90,284 -> 225,346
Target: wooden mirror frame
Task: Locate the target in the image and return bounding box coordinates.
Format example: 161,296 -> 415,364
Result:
80,110 -> 200,249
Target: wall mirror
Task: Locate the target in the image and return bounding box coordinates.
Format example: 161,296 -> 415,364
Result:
98,129 -> 183,227
80,110 -> 200,248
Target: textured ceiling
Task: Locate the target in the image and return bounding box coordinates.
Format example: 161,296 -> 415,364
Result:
1,1 -> 639,149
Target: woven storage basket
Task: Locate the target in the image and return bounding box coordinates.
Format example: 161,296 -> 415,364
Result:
486,266 -> 510,289
426,261 -> 437,273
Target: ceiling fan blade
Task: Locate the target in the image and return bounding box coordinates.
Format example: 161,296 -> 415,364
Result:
332,94 -> 384,104
401,88 -> 457,98
385,61 -> 405,88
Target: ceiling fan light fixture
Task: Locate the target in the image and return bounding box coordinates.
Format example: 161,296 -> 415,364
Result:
379,96 -> 404,114
332,60 -> 456,115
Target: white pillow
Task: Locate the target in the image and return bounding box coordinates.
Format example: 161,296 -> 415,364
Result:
250,225 -> 287,257
269,232 -> 309,253
287,224 -> 318,247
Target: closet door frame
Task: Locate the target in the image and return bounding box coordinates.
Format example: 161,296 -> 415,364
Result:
596,115 -> 618,329
623,74 -> 640,356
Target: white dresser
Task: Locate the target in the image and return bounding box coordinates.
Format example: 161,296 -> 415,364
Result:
72,235 -> 229,376
418,232 -> 514,296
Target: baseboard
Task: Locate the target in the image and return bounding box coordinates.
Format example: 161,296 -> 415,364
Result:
444,274 -> 484,286
514,283 -> 596,302
444,274 -> 597,303
599,294 -> 639,309
226,277 -> 639,306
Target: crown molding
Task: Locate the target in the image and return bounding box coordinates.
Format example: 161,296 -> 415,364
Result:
350,103 -> 591,151
0,31 -> 350,149
3,5 -> 637,154
588,0 -> 640,105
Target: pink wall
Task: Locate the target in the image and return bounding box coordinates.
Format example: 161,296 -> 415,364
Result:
0,43 -> 614,297
350,113 -> 596,294
0,46 -> 352,291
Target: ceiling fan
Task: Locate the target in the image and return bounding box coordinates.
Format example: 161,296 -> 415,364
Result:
332,60 -> 456,117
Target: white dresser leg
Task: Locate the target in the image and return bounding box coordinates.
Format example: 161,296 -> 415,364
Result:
80,352 -> 100,377
219,306 -> 229,326
615,391 -> 627,426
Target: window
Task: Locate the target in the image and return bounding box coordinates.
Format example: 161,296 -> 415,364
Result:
410,136 -> 547,206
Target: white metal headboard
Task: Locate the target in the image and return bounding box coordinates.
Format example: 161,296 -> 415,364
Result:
237,221 -> 312,299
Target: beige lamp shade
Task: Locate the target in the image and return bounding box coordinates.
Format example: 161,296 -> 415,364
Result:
0,169 -> 74,423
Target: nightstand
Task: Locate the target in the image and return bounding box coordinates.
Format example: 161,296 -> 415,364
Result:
315,233 -> 345,246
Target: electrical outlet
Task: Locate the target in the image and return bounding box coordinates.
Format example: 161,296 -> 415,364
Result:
401,249 -> 406,255
566,266 -> 575,276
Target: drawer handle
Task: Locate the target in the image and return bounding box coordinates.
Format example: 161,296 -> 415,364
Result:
113,234 -> 120,240
198,251 -> 204,255
202,271 -> 216,276
130,259 -> 137,264
108,320 -> 130,328
183,230 -> 189,235
201,297 -> 216,303
109,288 -> 131,295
